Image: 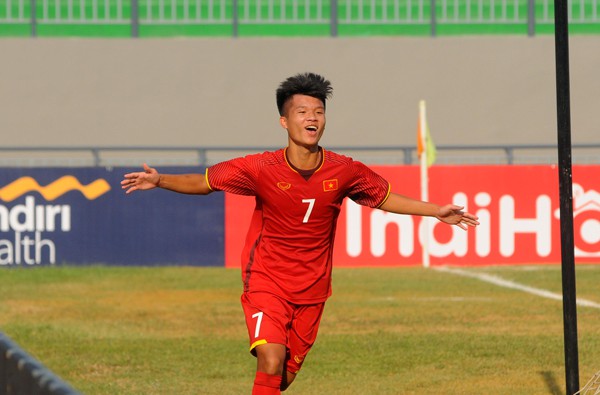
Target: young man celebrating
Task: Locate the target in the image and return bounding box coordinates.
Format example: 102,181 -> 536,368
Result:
121,72 -> 479,394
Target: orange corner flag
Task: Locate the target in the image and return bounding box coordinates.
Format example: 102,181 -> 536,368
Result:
417,100 -> 437,167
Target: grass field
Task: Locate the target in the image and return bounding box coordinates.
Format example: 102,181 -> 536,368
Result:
1,264 -> 600,394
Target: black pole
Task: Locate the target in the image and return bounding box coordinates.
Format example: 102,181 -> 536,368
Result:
553,0 -> 579,393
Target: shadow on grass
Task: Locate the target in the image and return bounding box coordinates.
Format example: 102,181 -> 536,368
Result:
540,371 -> 562,395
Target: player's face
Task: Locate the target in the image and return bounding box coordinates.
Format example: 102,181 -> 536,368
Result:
280,94 -> 326,150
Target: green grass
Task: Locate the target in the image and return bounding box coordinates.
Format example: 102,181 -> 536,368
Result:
1,264 -> 600,394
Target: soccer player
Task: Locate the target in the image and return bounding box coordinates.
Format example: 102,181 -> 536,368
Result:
121,72 -> 479,394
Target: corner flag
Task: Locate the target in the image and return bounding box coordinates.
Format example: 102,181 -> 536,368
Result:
417,100 -> 436,268
417,100 -> 437,167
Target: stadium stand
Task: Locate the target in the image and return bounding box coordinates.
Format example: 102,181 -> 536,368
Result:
0,2 -> 598,392
1,0 -> 599,37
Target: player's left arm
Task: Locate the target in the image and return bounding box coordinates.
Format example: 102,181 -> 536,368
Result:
378,192 -> 480,231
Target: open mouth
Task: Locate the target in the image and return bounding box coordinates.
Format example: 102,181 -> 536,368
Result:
306,126 -> 318,132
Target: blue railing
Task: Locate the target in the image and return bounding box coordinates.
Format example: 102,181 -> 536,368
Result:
0,144 -> 598,167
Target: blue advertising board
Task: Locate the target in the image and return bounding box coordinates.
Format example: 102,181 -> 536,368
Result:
0,167 -> 224,267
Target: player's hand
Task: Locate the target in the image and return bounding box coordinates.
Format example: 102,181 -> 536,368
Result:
436,204 -> 479,230
121,163 -> 160,194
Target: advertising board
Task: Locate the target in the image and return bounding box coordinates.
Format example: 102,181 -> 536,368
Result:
225,165 -> 600,267
2,165 -> 598,267
0,167 -> 223,266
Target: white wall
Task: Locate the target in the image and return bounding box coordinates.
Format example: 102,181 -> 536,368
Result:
1,36 -> 598,149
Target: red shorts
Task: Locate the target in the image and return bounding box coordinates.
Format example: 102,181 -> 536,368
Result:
241,292 -> 325,374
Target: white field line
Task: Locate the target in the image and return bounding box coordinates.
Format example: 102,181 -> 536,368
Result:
435,266 -> 600,310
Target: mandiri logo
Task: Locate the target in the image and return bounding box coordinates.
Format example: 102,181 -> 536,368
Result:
0,176 -> 110,202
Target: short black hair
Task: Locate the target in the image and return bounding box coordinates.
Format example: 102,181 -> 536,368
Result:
276,72 -> 333,116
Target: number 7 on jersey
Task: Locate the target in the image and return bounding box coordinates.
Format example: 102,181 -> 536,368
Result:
302,199 -> 315,223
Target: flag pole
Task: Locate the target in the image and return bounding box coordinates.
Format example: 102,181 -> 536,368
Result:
419,100 -> 430,269
554,0 -> 579,391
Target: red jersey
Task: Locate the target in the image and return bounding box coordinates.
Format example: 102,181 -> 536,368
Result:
206,148 -> 390,304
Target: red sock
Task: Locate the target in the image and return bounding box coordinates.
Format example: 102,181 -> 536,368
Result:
252,371 -> 282,395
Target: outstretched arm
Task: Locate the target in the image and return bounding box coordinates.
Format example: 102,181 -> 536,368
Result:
121,163 -> 212,195
378,193 -> 479,230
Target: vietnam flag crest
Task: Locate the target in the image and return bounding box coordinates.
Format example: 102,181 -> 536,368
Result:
323,179 -> 338,192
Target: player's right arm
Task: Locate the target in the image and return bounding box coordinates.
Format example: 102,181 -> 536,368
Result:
121,163 -> 212,195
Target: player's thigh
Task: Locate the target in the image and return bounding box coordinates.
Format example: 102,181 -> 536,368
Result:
241,292 -> 293,353
287,303 -> 325,373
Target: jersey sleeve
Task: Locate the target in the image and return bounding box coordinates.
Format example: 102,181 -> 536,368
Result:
347,161 -> 391,208
206,155 -> 259,196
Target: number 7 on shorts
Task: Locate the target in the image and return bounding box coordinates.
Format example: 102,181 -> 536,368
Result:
251,312 -> 263,338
